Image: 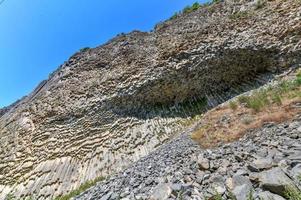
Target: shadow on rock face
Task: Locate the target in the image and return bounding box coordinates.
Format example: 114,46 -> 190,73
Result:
110,48 -> 279,119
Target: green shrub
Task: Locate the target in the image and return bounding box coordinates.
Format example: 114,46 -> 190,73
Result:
212,0 -> 222,4
80,47 -> 90,52
229,11 -> 249,20
170,12 -> 179,20
211,190 -> 223,200
247,190 -> 255,200
296,71 -> 301,85
246,98 -> 263,112
271,92 -> 282,105
191,2 -> 201,11
245,90 -> 269,112
183,6 -> 191,14
284,185 -> 301,200
229,101 -> 238,110
227,191 -> 236,200
278,79 -> 300,94
238,95 -> 250,104
169,1 -> 221,21
255,0 -> 266,10
6,194 -> 15,200
236,71 -> 301,112
183,2 -> 201,14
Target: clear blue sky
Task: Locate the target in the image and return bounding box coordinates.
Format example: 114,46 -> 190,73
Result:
0,0 -> 208,108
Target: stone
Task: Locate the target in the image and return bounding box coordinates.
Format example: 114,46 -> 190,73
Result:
232,184 -> 253,200
197,154 -> 210,170
149,183 -> 172,200
252,157 -> 274,170
291,164 -> 301,180
100,192 -> 112,200
258,191 -> 286,200
228,175 -> 253,200
235,169 -> 248,176
258,167 -> 299,197
213,185 -> 226,195
170,184 -> 182,192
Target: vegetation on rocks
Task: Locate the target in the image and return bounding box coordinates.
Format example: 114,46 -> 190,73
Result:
285,190 -> 301,200
192,71 -> 301,148
5,194 -> 16,200
285,184 -> 301,200
170,0 -> 221,20
79,47 -> 90,52
254,0 -> 267,10
55,177 -> 104,200
229,11 -> 249,20
170,2 -> 201,20
238,71 -> 301,112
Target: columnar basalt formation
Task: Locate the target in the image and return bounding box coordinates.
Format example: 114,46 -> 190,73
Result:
0,0 -> 301,199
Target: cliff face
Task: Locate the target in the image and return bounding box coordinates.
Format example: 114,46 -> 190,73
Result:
0,0 -> 301,199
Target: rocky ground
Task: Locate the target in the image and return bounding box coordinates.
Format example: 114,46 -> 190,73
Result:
77,114 -> 301,200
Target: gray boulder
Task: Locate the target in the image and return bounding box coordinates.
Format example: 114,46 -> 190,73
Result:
149,183 -> 172,200
258,191 -> 286,200
291,164 -> 301,180
252,157 -> 274,170
226,175 -> 253,200
258,167 -> 299,197
197,154 -> 210,170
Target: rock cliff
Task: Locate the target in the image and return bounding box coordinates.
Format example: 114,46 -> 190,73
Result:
0,0 -> 301,199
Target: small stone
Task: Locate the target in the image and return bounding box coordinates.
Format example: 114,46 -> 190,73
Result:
291,164 -> 301,180
197,154 -> 210,170
228,175 -> 253,200
235,154 -> 244,162
150,183 -> 172,200
258,191 -> 286,200
233,184 -> 253,200
235,169 -> 248,176
247,163 -> 260,172
203,174 -> 210,180
214,185 -> 226,195
278,159 -> 288,168
100,192 -> 112,200
290,133 -> 299,139
170,183 -> 182,192
225,177 -> 234,190
252,157 -> 274,170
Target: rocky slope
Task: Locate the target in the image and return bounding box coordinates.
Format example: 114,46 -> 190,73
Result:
77,71 -> 301,200
0,0 -> 301,199
77,115 -> 301,200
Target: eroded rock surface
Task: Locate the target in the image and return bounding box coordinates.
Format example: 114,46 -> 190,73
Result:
0,0 -> 301,199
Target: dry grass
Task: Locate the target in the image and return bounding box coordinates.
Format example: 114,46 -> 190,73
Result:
192,71 -> 301,148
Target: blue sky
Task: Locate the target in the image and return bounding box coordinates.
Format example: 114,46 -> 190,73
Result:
0,0 -> 208,107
